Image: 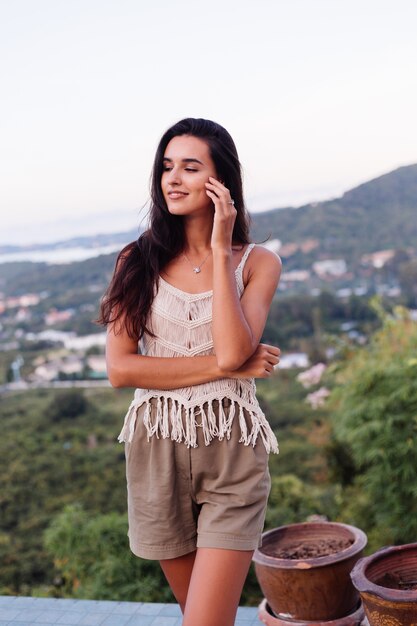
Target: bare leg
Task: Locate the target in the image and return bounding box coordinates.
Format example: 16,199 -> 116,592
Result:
159,550 -> 196,613
182,547 -> 254,626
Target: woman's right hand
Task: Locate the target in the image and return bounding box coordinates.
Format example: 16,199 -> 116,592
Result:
224,343 -> 281,379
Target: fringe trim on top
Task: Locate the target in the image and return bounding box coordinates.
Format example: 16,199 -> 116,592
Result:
117,392 -> 279,454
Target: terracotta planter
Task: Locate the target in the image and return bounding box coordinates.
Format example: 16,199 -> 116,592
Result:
253,522 -> 367,621
350,543 -> 417,626
257,598 -> 365,625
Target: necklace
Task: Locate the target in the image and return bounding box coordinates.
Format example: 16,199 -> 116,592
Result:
183,250 -> 211,274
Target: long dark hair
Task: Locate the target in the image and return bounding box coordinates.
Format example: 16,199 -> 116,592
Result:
98,118 -> 251,339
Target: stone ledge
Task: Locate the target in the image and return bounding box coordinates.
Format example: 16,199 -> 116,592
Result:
0,596 -> 262,626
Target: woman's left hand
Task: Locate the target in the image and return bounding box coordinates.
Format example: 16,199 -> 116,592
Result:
205,176 -> 237,251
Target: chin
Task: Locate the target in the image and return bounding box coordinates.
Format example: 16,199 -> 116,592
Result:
166,205 -> 191,216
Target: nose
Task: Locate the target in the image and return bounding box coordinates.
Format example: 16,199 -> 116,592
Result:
166,166 -> 181,185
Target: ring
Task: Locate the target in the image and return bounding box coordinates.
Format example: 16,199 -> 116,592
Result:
228,200 -> 235,205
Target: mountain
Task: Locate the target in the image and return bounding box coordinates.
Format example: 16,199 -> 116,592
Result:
250,164 -> 417,263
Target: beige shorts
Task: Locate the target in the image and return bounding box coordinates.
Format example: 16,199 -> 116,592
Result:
125,399 -> 271,560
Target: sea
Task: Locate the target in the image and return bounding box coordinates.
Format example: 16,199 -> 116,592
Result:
0,243 -> 124,265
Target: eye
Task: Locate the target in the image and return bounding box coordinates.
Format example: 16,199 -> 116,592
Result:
185,168 -> 198,172
162,166 -> 172,172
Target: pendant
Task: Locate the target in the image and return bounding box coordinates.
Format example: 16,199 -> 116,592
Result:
193,267 -> 201,274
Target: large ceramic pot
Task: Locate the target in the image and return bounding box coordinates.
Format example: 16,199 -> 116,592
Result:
350,543 -> 417,626
253,522 -> 367,622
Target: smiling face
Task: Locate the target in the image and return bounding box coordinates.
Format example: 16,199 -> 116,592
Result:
161,135 -> 218,216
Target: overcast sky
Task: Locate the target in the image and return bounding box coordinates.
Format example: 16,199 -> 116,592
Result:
1,0 -> 416,245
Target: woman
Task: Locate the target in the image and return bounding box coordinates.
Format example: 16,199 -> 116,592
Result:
99,118 -> 281,626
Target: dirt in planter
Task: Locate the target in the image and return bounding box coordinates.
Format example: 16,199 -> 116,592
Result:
376,572 -> 417,590
267,537 -> 354,559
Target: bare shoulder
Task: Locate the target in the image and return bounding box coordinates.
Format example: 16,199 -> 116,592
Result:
248,244 -> 282,275
240,244 -> 282,293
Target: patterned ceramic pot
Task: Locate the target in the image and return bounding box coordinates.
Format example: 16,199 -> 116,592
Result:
253,522 -> 367,621
350,543 -> 417,626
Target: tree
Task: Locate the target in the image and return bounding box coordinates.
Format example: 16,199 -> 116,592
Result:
44,504 -> 174,602
45,390 -> 89,422
265,474 -> 339,528
398,259 -> 417,307
329,309 -> 417,547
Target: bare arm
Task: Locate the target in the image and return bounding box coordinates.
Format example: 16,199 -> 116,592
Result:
206,177 -> 282,370
106,322 -> 280,389
106,324 -> 222,389
212,245 -> 281,370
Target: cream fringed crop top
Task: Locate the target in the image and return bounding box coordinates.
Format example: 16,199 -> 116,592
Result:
118,244 -> 279,453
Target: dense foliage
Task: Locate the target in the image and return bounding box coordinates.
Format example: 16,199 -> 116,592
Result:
0,387 -> 131,595
328,310 -> 417,548
264,291 -> 379,352
44,505 -> 172,602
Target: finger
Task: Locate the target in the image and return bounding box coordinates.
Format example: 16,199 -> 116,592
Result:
205,189 -> 220,203
267,357 -> 279,367
265,345 -> 281,356
205,182 -> 232,203
206,189 -> 233,217
205,180 -> 232,200
208,176 -> 227,190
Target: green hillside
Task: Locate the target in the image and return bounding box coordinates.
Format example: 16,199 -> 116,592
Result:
250,164 -> 417,260
0,256 -> 116,298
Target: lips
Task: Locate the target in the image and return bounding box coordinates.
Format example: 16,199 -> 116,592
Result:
168,191 -> 188,199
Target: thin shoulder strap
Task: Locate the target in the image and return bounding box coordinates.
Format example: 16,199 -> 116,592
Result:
236,243 -> 256,293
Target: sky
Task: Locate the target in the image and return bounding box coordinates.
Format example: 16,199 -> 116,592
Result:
1,0 -> 417,245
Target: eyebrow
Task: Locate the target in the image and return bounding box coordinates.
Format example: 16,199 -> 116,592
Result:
163,157 -> 204,166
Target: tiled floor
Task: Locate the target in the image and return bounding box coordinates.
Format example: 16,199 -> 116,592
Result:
0,597 -> 263,626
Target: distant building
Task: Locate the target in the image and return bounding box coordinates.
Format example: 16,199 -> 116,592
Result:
26,329 -> 74,345
32,362 -> 59,382
86,354 -> 107,379
32,355 -> 84,382
361,249 -> 396,269
313,259 -> 347,278
278,352 -> 309,369
45,308 -> 74,326
376,285 -> 401,297
281,270 -> 310,283
59,355 -> 84,376
279,243 -> 299,258
2,293 -> 41,309
273,239 -> 319,258
336,286 -> 368,298
25,330 -> 106,350
65,333 -> 107,350
16,308 -> 32,323
18,294 -> 41,307
299,239 -> 319,254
